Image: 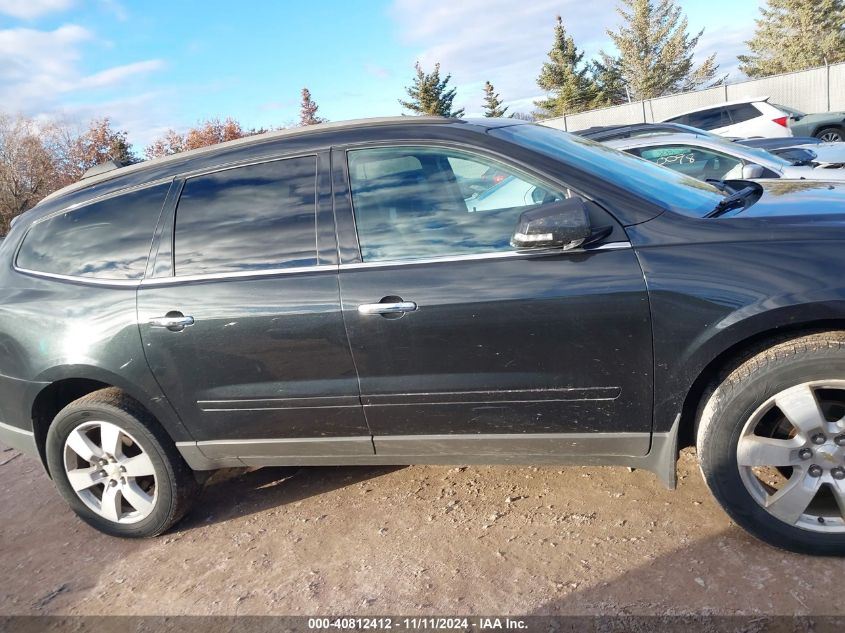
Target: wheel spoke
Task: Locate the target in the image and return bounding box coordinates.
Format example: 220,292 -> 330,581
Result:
100,484 -> 122,522
66,466 -> 107,491
774,384 -> 826,437
121,453 -> 155,478
737,435 -> 800,467
120,481 -> 154,515
65,428 -> 101,463
765,470 -> 822,525
99,423 -> 122,457
832,480 -> 845,520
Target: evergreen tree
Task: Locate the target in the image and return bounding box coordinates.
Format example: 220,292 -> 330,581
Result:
604,0 -> 720,100
300,88 -> 326,126
534,16 -> 598,119
399,62 -> 465,117
739,0 -> 845,77
482,81 -> 509,117
591,55 -> 630,107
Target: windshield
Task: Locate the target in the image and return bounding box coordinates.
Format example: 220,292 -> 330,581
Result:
697,134 -> 793,169
491,124 -> 726,218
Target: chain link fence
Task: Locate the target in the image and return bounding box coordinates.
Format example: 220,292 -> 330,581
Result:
542,62 -> 845,132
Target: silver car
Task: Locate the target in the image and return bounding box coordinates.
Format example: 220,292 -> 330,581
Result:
606,133 -> 845,183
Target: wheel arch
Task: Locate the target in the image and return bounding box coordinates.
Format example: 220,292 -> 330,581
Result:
29,365 -> 193,475
812,122 -> 845,138
677,318 -> 845,451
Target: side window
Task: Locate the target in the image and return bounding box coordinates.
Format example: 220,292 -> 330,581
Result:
632,145 -> 743,180
174,156 -> 317,276
725,104 -> 760,125
687,107 -> 729,131
17,183 -> 168,280
347,147 -> 566,262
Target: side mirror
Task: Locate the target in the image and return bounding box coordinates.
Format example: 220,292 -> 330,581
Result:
511,197 -> 591,250
742,163 -> 765,179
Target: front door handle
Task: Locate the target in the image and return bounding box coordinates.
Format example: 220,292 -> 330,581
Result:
358,301 -> 418,315
148,313 -> 195,331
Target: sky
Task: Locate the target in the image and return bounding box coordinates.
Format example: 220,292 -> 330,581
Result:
0,0 -> 765,149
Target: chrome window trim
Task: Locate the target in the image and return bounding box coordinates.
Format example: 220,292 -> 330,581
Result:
337,242 -> 631,270
12,266 -> 143,287
140,263 -> 333,286
14,243 -> 630,287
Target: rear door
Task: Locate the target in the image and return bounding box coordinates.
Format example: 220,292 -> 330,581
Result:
138,152 -> 372,464
334,144 -> 654,459
720,103 -> 767,138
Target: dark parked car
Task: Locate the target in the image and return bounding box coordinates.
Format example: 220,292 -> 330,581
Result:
3,117 -> 845,554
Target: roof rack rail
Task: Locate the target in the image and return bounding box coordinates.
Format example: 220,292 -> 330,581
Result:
81,159 -> 125,180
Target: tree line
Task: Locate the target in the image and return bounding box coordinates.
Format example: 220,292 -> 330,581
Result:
414,0 -> 845,119
1,0 -> 842,231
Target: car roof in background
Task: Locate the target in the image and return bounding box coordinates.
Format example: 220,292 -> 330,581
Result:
662,96 -> 772,120
574,122 -> 708,141
738,137 -> 822,149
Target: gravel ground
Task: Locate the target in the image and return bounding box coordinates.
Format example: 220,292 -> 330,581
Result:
0,444 -> 842,617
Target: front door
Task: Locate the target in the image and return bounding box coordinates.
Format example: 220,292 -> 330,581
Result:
138,152 -> 371,464
336,145 -> 653,458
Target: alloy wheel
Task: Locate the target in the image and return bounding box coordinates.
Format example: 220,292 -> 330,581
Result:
62,420 -> 158,524
737,381 -> 845,533
819,131 -> 843,143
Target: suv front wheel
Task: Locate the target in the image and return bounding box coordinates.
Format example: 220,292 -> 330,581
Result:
45,388 -> 198,537
697,332 -> 845,555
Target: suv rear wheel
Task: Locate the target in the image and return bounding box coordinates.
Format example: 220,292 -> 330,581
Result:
814,127 -> 844,143
45,388 -> 198,537
697,332 -> 845,555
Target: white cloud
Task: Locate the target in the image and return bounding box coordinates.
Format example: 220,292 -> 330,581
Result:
0,0 -> 73,19
0,23 -> 169,151
0,25 -> 163,111
77,59 -> 165,89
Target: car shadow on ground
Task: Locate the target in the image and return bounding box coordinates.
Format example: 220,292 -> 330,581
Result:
175,465 -> 406,531
523,529 -> 840,627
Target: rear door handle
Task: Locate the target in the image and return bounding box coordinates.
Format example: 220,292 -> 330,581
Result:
148,313 -> 195,331
358,301 -> 418,315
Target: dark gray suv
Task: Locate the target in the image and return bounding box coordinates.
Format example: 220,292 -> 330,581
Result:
3,117 -> 845,555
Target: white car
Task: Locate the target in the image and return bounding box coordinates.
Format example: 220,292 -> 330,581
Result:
662,98 -> 794,139
606,132 -> 845,183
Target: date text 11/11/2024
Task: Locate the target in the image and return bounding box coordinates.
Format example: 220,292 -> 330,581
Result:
306,617 -> 528,630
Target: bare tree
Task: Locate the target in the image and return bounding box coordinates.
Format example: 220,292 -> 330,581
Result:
0,115 -> 59,234
53,117 -> 135,185
145,117 -> 245,159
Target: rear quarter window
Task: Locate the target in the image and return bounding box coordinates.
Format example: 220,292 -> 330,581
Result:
16,183 -> 169,280
686,107 -> 729,131
725,104 -> 760,125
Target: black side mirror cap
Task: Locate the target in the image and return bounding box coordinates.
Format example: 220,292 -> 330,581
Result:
511,197 -> 592,250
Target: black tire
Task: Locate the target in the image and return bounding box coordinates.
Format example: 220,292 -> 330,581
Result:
697,332 -> 845,555
814,126 -> 844,143
45,388 -> 198,538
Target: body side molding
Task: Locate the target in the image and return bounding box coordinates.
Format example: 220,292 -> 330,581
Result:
175,416 -> 680,489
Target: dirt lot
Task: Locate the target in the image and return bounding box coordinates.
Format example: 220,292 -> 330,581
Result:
0,443 -> 842,617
